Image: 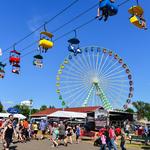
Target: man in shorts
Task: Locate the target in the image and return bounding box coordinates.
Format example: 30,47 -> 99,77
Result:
58,121 -> 67,146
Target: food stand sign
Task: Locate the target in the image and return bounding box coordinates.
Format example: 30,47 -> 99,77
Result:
95,109 -> 108,130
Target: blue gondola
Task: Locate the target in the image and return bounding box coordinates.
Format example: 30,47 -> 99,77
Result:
97,0 -> 118,21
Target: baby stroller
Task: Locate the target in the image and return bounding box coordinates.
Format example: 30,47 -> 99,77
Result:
94,137 -> 102,146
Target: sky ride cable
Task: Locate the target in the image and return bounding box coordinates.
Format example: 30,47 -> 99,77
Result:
52,2 -> 98,33
118,0 -> 131,7
54,17 -> 95,42
2,17 -> 95,63
2,0 -> 79,54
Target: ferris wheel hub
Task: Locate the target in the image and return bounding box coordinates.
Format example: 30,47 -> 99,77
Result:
92,77 -> 99,84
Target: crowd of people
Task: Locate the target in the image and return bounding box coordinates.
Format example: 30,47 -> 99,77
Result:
0,115 -> 81,150
94,120 -> 150,150
0,115 -> 150,150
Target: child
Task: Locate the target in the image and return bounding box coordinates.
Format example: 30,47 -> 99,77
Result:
100,132 -> 106,150
75,125 -> 80,144
139,14 -> 147,30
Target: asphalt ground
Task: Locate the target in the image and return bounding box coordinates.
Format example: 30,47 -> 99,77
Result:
0,139 -> 150,150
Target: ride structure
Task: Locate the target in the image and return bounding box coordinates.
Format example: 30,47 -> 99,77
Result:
68,30 -> 82,56
9,49 -> 21,74
39,24 -> 54,53
0,62 -> 6,78
56,46 -> 133,110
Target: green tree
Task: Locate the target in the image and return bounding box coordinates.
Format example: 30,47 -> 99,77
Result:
132,101 -> 150,120
125,108 -> 134,113
0,101 -> 3,112
40,105 -> 47,111
13,104 -> 30,117
31,108 -> 39,114
49,105 -> 55,108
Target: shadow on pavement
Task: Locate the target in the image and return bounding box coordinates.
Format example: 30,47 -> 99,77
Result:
10,145 -> 17,150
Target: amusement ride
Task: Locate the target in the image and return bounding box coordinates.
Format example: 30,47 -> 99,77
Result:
56,46 -> 133,110
0,0 -> 147,110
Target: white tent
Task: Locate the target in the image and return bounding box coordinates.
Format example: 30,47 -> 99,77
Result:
0,113 -> 10,118
47,111 -> 87,119
0,113 -> 26,120
13,114 -> 26,119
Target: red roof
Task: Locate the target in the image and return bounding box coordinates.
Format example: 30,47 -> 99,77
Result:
31,106 -> 102,117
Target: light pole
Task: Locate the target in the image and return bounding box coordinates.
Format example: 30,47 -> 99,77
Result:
29,99 -> 33,121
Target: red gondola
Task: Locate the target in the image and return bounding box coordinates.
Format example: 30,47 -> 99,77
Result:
9,50 -> 21,65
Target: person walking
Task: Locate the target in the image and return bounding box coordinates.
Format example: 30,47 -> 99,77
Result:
100,132 -> 106,150
39,119 -> 48,139
75,125 -> 80,144
58,121 -> 67,146
2,121 -> 17,150
109,126 -> 118,150
120,131 -> 126,150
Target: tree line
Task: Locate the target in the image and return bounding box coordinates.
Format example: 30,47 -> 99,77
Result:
0,101 -> 55,118
0,101 -> 150,121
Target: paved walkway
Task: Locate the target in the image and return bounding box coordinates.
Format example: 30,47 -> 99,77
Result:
0,139 -> 150,150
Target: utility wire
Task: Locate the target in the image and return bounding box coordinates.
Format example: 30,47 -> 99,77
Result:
118,0 -> 131,7
2,0 -> 79,53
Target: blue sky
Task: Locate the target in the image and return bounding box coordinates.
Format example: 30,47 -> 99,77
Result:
0,0 -> 150,109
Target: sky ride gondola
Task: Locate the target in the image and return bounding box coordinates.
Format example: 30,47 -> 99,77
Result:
12,63 -> 20,74
9,49 -> 21,74
0,62 -> 6,78
9,50 -> 20,65
68,30 -> 82,56
33,54 -> 43,68
39,25 -> 54,53
96,0 -> 118,21
128,2 -> 147,30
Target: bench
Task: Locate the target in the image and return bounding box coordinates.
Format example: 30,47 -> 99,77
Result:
129,135 -> 150,144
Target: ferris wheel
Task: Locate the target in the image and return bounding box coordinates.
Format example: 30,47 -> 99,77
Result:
56,46 -> 133,110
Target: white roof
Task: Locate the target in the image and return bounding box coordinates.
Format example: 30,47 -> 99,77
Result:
0,113 -> 10,118
47,111 -> 87,118
0,113 -> 26,119
13,114 -> 26,119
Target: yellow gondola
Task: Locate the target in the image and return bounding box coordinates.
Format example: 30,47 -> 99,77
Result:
129,15 -> 143,29
39,39 -> 53,49
128,5 -> 143,16
39,31 -> 54,52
